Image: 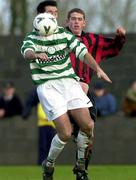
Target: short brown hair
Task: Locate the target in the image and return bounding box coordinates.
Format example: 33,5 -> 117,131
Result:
67,8 -> 85,20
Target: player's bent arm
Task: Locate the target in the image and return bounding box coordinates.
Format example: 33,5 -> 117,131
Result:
24,50 -> 48,61
114,27 -> 126,45
84,52 -> 112,83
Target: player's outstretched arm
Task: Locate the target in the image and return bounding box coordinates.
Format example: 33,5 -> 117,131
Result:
84,52 -> 112,83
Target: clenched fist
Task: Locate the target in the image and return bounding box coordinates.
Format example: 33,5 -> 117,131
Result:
116,27 -> 126,36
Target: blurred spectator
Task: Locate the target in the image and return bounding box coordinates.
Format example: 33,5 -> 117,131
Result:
93,82 -> 117,117
22,87 -> 56,165
123,80 -> 136,117
0,81 -> 23,118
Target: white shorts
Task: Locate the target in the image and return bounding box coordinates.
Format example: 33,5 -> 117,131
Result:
37,78 -> 92,120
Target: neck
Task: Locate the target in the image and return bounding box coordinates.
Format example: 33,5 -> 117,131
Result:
66,27 -> 83,37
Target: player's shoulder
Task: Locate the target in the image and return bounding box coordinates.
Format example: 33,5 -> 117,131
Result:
24,31 -> 38,39
83,31 -> 100,37
57,26 -> 73,35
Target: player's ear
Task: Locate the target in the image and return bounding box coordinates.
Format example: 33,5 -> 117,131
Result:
83,20 -> 86,28
65,19 -> 69,26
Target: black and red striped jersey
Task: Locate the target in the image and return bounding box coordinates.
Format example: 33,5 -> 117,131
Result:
68,29 -> 126,84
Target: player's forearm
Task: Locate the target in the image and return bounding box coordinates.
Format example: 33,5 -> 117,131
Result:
84,52 -> 101,72
24,50 -> 48,61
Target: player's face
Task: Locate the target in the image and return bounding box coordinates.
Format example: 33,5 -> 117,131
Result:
94,89 -> 105,97
45,6 -> 58,19
67,12 -> 86,36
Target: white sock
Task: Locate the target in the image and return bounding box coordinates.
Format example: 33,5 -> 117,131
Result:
47,134 -> 66,164
77,131 -> 90,161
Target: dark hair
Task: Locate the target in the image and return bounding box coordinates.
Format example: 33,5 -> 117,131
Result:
3,81 -> 14,89
94,82 -> 104,90
67,8 -> 86,20
37,0 -> 57,14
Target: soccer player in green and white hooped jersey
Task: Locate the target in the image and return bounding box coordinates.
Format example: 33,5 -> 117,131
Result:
21,27 -> 87,84
21,14 -> 112,180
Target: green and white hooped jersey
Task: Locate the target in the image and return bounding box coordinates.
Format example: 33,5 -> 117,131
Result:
21,27 -> 88,85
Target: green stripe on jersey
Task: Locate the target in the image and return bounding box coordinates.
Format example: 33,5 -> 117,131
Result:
31,62 -> 72,74
32,74 -> 78,85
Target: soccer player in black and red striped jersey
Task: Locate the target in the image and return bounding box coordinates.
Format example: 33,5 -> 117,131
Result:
67,8 -> 126,85
66,8 -> 126,180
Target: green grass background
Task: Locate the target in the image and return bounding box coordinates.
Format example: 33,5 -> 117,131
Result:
0,165 -> 136,180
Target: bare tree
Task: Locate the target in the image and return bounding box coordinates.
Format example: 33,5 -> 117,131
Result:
0,0 -> 10,34
10,0 -> 27,34
0,0 -> 136,34
120,0 -> 136,31
96,0 -> 136,32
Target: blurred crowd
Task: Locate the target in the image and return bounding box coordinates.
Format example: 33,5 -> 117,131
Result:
1,80 -> 136,120
0,81 -> 133,119
123,80 -> 136,117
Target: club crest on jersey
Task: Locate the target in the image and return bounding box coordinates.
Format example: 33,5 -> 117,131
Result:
47,47 -> 56,55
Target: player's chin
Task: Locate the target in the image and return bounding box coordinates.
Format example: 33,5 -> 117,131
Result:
73,29 -> 81,35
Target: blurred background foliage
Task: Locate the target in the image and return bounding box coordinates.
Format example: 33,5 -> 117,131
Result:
0,0 -> 136,35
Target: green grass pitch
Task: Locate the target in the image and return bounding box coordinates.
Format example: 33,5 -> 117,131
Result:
0,165 -> 136,180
